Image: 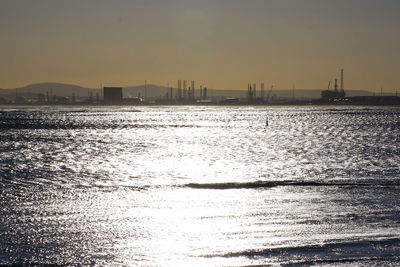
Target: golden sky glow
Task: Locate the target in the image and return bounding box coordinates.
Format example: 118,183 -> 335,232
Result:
1,0 -> 399,91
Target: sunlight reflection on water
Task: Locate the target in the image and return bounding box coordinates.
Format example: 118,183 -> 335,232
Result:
1,106 -> 400,266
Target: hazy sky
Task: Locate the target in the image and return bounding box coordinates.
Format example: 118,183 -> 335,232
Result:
1,0 -> 399,91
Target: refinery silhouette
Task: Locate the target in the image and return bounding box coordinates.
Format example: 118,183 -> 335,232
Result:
1,69 -> 399,106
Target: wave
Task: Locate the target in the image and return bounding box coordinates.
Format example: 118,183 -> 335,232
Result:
203,237 -> 400,264
185,180 -> 400,190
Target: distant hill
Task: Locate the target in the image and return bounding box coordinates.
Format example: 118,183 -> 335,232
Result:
0,82 -> 376,101
0,83 -> 98,101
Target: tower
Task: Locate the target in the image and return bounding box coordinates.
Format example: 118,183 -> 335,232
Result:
340,69 -> 344,91
261,83 -> 265,100
191,81 -> 195,100
178,80 -> 182,100
183,80 -> 187,100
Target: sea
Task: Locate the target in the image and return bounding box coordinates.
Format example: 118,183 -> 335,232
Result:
0,105 -> 399,266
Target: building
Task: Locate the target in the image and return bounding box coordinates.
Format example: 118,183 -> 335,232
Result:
321,69 -> 346,101
321,88 -> 345,101
103,87 -> 123,104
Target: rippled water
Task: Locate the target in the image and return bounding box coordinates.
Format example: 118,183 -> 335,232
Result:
1,106 -> 399,266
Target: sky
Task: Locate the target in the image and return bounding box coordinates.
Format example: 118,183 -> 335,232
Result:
0,0 -> 399,91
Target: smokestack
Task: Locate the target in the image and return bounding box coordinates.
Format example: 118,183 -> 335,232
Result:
178,80 -> 182,100
261,83 -> 265,99
191,80 -> 195,100
334,79 -> 338,91
183,80 -> 187,99
248,84 -> 252,101
341,69 -> 344,91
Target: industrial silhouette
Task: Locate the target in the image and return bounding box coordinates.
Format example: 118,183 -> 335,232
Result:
1,70 -> 399,105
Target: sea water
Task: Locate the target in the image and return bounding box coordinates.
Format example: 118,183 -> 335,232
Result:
0,106 -> 399,266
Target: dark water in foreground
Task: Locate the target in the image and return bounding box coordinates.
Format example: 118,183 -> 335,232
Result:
1,106 -> 399,266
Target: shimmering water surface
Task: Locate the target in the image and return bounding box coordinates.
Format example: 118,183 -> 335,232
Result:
1,106 -> 399,266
